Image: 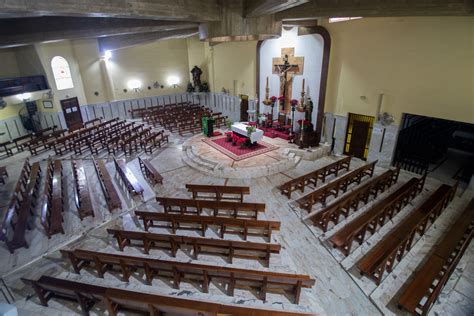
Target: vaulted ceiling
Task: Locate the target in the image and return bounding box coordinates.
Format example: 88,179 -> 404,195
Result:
0,0 -> 472,50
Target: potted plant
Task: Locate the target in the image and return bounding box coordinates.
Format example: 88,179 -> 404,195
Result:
232,135 -> 239,145
246,125 -> 256,138
225,131 -> 233,142
225,119 -> 232,130
237,138 -> 247,148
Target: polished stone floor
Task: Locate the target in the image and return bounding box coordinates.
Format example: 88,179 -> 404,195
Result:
0,121 -> 472,315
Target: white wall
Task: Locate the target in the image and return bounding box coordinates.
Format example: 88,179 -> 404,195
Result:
259,27 -> 324,127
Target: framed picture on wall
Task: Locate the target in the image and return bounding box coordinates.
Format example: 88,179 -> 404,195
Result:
43,100 -> 54,109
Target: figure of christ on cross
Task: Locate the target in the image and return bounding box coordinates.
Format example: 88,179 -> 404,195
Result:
272,47 -> 304,114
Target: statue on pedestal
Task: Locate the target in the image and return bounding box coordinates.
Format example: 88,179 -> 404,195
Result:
191,66 -> 202,91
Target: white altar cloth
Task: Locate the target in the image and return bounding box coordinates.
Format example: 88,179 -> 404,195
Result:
231,122 -> 264,143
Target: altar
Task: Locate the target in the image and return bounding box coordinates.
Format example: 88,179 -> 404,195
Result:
231,122 -> 264,143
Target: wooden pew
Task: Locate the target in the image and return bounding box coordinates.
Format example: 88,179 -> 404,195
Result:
21,276 -> 107,314
330,175 -> 425,256
296,160 -> 377,211
23,276 -> 315,316
135,211 -> 280,241
398,198 -> 473,316
278,156 -> 352,198
186,184 -> 250,202
157,197 -> 265,219
0,140 -> 14,156
61,248 -> 314,303
92,157 -> 122,212
72,160 -> 94,220
12,133 -> 34,152
41,160 -> 64,238
113,157 -> 144,198
306,168 -> 400,232
107,228 -> 280,266
357,183 -> 457,285
138,156 -> 163,186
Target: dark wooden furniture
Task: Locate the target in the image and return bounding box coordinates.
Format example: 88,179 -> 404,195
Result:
157,197 -> 265,219
113,157 -> 144,198
135,211 -> 280,241
0,166 -> 7,185
0,160 -> 41,252
71,160 -> 94,220
107,228 -> 281,267
40,160 -> 64,238
398,198 -> 473,316
61,248 -> 314,303
186,184 -> 250,202
23,276 -> 315,316
296,160 -> 377,211
306,168 -> 400,232
278,156 -> 351,198
92,157 -> 122,212
0,140 -> 14,156
330,175 -> 425,256
357,183 -> 457,284
138,156 -> 163,186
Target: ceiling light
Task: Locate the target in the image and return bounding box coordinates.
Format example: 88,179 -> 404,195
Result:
103,50 -> 112,61
127,79 -> 142,92
167,76 -> 180,88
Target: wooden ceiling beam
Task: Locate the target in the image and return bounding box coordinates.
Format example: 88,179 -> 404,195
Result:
245,0 -> 309,17
98,28 -> 199,52
0,17 -> 198,48
275,0 -> 474,19
0,0 -> 221,22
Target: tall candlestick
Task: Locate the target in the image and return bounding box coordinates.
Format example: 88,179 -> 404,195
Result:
266,76 -> 269,88
302,78 -> 305,91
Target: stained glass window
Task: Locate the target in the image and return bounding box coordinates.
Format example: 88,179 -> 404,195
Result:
51,56 -> 74,90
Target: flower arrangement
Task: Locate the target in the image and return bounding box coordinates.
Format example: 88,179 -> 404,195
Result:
246,125 -> 256,137
237,138 -> 247,148
298,119 -> 311,126
225,131 -> 233,142
232,135 -> 239,145
225,119 -> 232,130
270,96 -> 277,104
290,99 -> 298,106
278,95 -> 285,102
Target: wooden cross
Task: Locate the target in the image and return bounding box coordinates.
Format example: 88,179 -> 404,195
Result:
272,48 -> 304,113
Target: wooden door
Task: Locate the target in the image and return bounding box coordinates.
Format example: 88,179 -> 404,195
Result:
240,95 -> 249,122
60,97 -> 83,131
343,113 -> 374,160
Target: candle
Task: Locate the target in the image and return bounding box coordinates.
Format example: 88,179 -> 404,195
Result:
266,76 -> 269,88
302,78 -> 305,91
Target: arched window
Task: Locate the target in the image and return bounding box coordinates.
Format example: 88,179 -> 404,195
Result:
51,56 -> 74,90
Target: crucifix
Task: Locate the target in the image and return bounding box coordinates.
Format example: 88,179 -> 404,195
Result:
272,47 -> 304,114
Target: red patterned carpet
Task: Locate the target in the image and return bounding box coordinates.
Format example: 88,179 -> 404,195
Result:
202,136 -> 278,161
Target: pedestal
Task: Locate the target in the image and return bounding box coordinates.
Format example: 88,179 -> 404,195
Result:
294,130 -> 320,148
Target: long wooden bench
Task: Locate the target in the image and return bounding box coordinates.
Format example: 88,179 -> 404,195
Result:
135,211 -> 280,241
278,156 -> 352,198
41,160 -> 64,238
23,276 -> 315,316
398,198 -> 473,316
357,183 -> 457,284
330,175 -> 426,256
138,156 -> 163,186
61,248 -> 314,303
296,160 -> 377,211
113,157 -> 144,198
92,157 -> 122,212
186,184 -> 250,202
107,228 -> 281,267
72,160 -> 94,220
0,161 -> 41,252
306,167 -> 400,232
157,196 -> 265,219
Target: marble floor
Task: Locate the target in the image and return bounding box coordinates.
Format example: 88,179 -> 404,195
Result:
0,121 -> 472,316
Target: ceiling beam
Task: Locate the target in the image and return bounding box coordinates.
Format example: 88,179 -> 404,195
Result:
0,0 -> 222,22
98,28 -> 199,52
275,0 -> 474,19
245,0 -> 309,17
0,17 -> 199,48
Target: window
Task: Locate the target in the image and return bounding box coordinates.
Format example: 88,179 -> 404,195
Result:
329,17 -> 363,23
51,56 -> 74,90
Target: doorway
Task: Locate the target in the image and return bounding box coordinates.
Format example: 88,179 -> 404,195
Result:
240,95 -> 249,122
60,97 -> 83,130
343,113 -> 375,160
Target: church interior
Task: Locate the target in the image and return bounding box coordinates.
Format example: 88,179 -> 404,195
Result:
0,1 -> 473,315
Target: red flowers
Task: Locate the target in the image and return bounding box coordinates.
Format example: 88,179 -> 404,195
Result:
237,138 -> 246,146
298,119 -> 310,126
290,99 -> 298,106
278,95 -> 285,101
232,135 -> 240,143
270,96 -> 277,103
